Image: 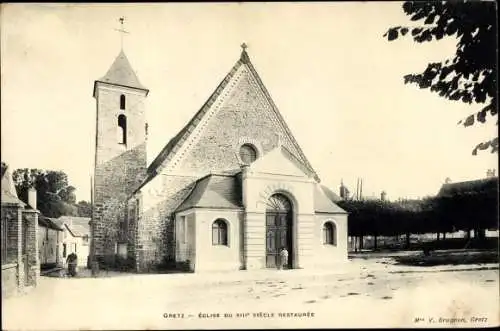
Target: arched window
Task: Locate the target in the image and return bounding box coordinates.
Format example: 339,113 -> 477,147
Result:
239,143 -> 258,164
212,219 -> 228,246
120,94 -> 126,110
118,114 -> 127,144
323,222 -> 336,245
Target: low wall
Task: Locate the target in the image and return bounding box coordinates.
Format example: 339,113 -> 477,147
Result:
2,264 -> 18,299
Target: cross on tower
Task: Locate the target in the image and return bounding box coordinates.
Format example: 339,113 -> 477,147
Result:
241,42 -> 248,51
114,16 -> 130,50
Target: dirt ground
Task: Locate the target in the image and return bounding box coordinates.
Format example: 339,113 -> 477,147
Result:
2,257 -> 498,330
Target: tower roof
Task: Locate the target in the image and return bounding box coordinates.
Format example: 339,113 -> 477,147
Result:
95,50 -> 148,93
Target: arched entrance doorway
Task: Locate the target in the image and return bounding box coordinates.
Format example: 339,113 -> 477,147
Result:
265,193 -> 293,269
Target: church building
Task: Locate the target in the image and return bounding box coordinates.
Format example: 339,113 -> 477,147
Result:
90,44 -> 348,273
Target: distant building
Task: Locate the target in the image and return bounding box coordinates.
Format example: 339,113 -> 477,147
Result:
1,168 -> 39,298
437,175 -> 498,198
38,216 -> 63,269
56,216 -> 91,267
339,181 -> 350,200
437,173 -> 499,238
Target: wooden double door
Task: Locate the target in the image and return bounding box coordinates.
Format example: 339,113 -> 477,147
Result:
265,211 -> 293,268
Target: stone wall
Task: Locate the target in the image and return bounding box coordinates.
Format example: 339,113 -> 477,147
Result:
23,211 -> 39,287
1,204 -> 22,299
2,205 -> 21,265
134,175 -> 197,272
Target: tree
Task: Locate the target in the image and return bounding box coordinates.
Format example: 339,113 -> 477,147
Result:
12,168 -> 79,218
384,1 -> 498,154
76,200 -> 92,218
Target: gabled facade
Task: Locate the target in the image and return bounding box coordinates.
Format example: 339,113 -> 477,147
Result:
91,46 -> 348,272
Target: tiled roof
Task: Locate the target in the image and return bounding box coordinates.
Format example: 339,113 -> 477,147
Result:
175,174 -> 243,212
176,174 -> 345,214
38,216 -> 63,231
95,50 -> 148,92
438,177 -> 498,197
136,48 -> 319,194
314,184 -> 347,214
57,216 -> 91,237
64,223 -> 89,238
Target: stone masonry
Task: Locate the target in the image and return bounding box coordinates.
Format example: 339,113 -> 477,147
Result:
1,204 -> 39,298
132,58 -> 313,271
92,79 -> 148,268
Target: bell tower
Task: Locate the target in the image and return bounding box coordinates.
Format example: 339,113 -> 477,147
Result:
90,18 -> 149,266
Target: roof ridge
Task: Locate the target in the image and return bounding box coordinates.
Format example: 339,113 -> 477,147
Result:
243,60 -> 320,182
145,57 -> 245,176
140,47 -> 321,192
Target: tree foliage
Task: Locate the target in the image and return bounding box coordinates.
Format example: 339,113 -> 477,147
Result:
76,200 -> 92,218
339,181 -> 498,240
9,167 -> 90,218
384,1 -> 498,154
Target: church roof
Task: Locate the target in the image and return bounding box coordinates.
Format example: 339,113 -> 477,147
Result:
314,184 -> 347,214
141,47 -> 319,191
175,174 -> 243,212
175,172 -> 345,214
94,50 -> 148,93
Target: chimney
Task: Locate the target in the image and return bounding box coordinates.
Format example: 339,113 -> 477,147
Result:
381,191 -> 387,201
28,186 -> 37,210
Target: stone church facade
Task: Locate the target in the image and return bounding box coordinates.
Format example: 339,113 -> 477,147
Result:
90,46 -> 348,273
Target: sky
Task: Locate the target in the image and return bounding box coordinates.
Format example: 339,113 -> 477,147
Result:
1,3 -> 497,202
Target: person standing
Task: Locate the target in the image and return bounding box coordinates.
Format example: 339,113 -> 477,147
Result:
279,247 -> 289,270
66,252 -> 78,277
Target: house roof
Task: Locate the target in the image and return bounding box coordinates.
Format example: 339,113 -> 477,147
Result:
38,216 -> 63,231
64,224 -> 89,237
94,50 -> 148,95
314,184 -> 347,214
437,177 -> 498,197
1,169 -> 25,206
175,174 -> 243,212
57,216 -> 91,237
135,48 -> 319,194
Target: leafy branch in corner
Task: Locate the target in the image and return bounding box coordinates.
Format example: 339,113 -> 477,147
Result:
383,1 -> 497,155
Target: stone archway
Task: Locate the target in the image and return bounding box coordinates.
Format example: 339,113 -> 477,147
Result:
265,193 -> 293,269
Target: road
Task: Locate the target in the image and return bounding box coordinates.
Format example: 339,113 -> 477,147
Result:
2,258 -> 498,329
